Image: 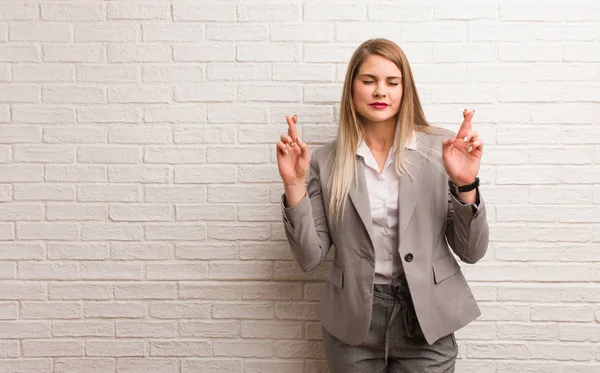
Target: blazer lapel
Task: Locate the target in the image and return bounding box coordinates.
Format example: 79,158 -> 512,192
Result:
398,148 -> 427,241
348,158 -> 375,247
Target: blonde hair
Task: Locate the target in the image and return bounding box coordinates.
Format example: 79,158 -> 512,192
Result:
328,38 -> 432,225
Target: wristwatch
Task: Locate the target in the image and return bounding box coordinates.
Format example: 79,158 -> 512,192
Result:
448,177 -> 479,195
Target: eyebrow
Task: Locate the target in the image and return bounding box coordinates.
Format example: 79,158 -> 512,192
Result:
358,73 -> 402,79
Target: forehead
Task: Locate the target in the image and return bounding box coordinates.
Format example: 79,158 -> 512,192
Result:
357,54 -> 401,77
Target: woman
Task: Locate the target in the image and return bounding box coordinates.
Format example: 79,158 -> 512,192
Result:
276,38 -> 489,372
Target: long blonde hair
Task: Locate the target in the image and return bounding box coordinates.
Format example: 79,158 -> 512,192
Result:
329,38 -> 431,225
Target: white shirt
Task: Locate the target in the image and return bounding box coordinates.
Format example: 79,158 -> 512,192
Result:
356,131 -> 417,284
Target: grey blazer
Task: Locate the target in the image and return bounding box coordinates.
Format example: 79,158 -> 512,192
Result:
281,130 -> 489,346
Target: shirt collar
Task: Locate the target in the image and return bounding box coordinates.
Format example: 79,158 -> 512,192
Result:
356,130 -> 417,158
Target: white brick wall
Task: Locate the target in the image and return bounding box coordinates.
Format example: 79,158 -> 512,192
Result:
0,0 -> 598,371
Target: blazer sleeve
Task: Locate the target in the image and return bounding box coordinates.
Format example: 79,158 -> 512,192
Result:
281,155 -> 332,272
445,188 -> 489,264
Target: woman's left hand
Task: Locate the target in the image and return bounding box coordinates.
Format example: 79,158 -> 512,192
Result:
442,109 -> 483,186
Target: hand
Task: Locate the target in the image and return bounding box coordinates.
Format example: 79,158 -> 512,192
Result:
277,115 -> 310,187
442,109 -> 483,186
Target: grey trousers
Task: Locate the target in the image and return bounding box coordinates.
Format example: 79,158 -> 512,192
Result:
323,280 -> 458,373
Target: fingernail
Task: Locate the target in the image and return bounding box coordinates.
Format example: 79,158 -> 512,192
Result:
296,138 -> 301,143
468,146 -> 473,152
290,142 -> 295,148
463,136 -> 469,142
285,149 -> 289,155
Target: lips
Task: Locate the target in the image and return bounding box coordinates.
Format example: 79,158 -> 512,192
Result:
370,102 -> 388,109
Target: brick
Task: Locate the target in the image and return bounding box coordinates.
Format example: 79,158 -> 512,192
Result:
145,147 -> 205,164
43,86 -> 104,104
0,243 -> 44,259
15,145 -> 74,163
144,185 -> 206,203
0,4 -> 38,20
174,44 -> 236,62
22,302 -> 81,319
149,341 -> 211,357
49,282 -> 111,300
207,25 -> 266,41
52,320 -> 112,337
271,24 -> 333,42
116,321 -> 178,338
80,262 -> 143,280
75,24 -> 137,42
209,261 -> 273,280
108,3 -> 168,20
145,224 -> 206,241
108,86 -> 170,104
0,281 -> 46,300
500,7 -> 565,21
146,263 -> 208,280
109,126 -> 170,144
304,84 -> 343,103
208,103 -> 267,123
108,166 -> 169,183
335,22 -> 401,42
0,262 -> 15,278
173,3 -> 235,21
247,361 -> 303,373
178,282 -> 241,300
44,45 -> 104,62
530,343 -> 593,361
144,65 -> 204,83
466,342 -> 530,359
476,304 -> 530,321
239,84 -> 300,102
241,321 -> 302,339
143,24 -> 204,42
174,126 -> 234,144
239,242 -> 294,261
83,302 -> 146,318
78,146 -> 141,163
497,323 -> 558,341
77,65 -> 139,82
304,4 -> 365,21
145,105 -> 206,123
0,340 -> 19,358
13,64 -> 74,82
176,204 -> 236,221
0,321 -> 50,338
562,285 -> 600,302
559,324 -> 600,342
15,184 -> 75,201
240,4 -> 300,21
213,340 -> 274,358
46,204 -> 107,222
108,44 -> 170,62
174,83 -> 235,102
175,242 -> 237,260
117,358 -> 178,373
17,222 -> 78,240
213,302 -> 273,320
275,340 -> 324,359
81,224 -> 142,241
0,302 -> 18,319
77,184 -> 140,202
174,166 -> 236,183
433,44 -> 496,62
208,224 -> 270,241
0,45 -> 39,62
275,302 -> 319,321
500,44 -> 563,62
18,262 -> 78,280
10,23 -> 71,42
13,107 -> 75,123
22,340 -> 84,357
111,243 -> 174,260
0,204 -> 43,221
180,320 -> 239,338
54,358 -> 115,373
42,4 -> 103,21
85,340 -> 145,357
0,84 -> 39,102
237,43 -> 299,62
531,305 -> 594,322
77,106 -> 141,123
207,146 -> 268,164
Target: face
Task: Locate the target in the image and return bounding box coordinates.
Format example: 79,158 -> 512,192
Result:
352,54 -> 403,127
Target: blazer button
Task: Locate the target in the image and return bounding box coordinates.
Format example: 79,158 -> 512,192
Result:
404,253 -> 414,262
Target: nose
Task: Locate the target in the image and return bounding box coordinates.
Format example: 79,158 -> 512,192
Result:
374,83 -> 386,98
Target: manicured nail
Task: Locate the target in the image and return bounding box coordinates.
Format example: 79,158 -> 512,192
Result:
290,142 -> 295,148
468,146 -> 473,152
463,136 -> 469,142
296,138 -> 301,143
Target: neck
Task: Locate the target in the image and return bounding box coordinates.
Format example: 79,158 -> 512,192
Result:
361,119 -> 396,153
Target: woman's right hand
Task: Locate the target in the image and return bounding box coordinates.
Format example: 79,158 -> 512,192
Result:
277,115 -> 310,188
